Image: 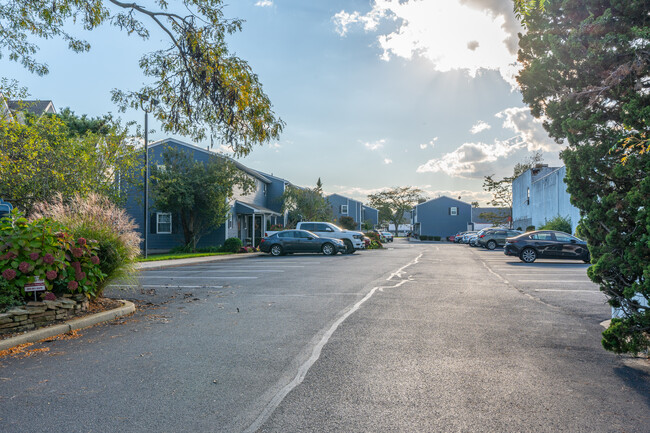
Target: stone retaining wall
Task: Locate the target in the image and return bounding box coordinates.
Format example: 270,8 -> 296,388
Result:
0,294 -> 89,334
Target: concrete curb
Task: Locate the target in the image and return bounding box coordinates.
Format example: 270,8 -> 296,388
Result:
136,252 -> 265,271
0,300 -> 135,352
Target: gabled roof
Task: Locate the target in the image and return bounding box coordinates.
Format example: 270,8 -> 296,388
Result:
415,195 -> 470,208
149,137 -> 271,184
7,100 -> 56,116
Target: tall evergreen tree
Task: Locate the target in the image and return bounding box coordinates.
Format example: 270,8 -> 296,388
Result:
517,0 -> 650,353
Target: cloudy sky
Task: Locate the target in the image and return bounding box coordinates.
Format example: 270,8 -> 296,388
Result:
7,0 -> 563,204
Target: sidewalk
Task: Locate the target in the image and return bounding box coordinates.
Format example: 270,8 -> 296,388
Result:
136,251 -> 265,271
1,253 -> 266,351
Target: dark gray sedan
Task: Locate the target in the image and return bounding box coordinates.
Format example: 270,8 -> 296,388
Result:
260,230 -> 346,256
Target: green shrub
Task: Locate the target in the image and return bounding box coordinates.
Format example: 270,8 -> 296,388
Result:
170,244 -> 194,254
31,193 -> 141,297
364,232 -> 383,248
0,210 -> 105,299
338,216 -> 357,230
223,237 -> 243,253
433,236 -> 441,241
0,278 -> 25,311
526,225 -> 536,232
539,215 -> 572,234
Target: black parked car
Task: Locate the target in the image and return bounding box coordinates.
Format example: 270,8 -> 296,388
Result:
504,230 -> 590,263
260,230 -> 346,256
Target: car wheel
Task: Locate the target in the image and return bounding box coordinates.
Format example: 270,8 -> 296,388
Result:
322,243 -> 336,256
520,247 -> 537,263
343,239 -> 355,254
270,244 -> 283,256
486,240 -> 497,250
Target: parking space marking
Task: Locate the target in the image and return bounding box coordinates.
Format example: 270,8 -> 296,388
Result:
534,289 -> 601,293
109,284 -> 224,289
505,273 -> 590,276
142,276 -> 258,280
518,279 -> 594,283
143,270 -> 285,274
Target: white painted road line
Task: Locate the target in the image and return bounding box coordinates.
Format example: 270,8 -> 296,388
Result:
143,270 -> 284,274
141,276 -> 258,279
518,280 -> 594,283
534,289 -> 601,293
109,284 -> 224,289
505,273 -> 589,277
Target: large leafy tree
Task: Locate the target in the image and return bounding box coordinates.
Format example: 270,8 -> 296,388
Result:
516,0 -> 650,353
367,187 -> 424,235
0,0 -> 283,156
150,147 -> 253,250
281,183 -> 332,227
0,112 -> 139,214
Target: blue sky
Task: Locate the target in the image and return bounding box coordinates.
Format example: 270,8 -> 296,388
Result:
5,0 -> 563,204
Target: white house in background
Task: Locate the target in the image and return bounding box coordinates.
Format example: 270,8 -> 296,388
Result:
512,165 -> 581,234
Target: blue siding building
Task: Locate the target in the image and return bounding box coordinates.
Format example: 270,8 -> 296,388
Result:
327,193 -> 378,230
512,165 -> 581,233
412,196 -> 472,238
125,138 -> 287,252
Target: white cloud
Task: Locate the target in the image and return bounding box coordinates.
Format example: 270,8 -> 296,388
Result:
217,144 -> 234,154
255,0 -> 273,7
470,120 -> 491,134
384,158 -> 393,164
496,107 -> 562,152
421,188 -> 494,205
363,139 -> 386,151
332,0 -> 523,86
416,139 -> 524,178
420,137 -> 438,149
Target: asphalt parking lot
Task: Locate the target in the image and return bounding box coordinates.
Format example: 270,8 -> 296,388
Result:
468,245 -> 609,324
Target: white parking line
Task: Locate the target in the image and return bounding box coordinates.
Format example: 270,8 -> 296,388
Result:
142,276 -> 258,279
518,280 -> 593,283
109,284 -> 224,289
534,289 -> 601,293
144,270 -> 284,274
505,273 -> 589,277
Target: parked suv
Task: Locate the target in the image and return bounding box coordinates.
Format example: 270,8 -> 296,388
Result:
477,229 -> 522,249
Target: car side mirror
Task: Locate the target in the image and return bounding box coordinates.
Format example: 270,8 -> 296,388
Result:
570,239 -> 576,243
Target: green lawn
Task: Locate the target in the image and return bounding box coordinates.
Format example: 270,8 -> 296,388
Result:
137,252 -> 233,262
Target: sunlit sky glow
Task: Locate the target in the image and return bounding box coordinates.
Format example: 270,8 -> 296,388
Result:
4,0 -> 563,205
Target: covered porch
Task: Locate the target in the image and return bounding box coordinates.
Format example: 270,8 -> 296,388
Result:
234,201 -> 283,247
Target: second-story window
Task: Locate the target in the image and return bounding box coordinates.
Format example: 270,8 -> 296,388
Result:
450,207 -> 458,216
341,204 -> 348,214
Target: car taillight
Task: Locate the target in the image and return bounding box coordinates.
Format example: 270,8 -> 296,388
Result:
479,234 -> 485,238
260,238 -> 266,243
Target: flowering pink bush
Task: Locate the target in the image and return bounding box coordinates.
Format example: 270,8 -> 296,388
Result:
43,292 -> 56,301
0,210 -> 105,301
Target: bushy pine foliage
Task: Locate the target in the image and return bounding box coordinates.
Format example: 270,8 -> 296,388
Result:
518,0 -> 650,353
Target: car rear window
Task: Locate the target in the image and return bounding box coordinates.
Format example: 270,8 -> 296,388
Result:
531,233 -> 554,241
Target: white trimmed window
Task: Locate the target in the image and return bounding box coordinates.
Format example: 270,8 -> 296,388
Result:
450,207 -> 458,216
340,204 -> 348,214
156,212 -> 172,234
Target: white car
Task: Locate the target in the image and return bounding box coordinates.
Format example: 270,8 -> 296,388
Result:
296,222 -> 365,253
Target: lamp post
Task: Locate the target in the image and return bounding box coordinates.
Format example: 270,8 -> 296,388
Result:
140,95 -> 159,259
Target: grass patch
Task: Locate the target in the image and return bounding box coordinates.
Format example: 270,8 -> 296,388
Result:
137,252 -> 233,262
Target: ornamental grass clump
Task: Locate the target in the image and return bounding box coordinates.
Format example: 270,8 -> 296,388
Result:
0,211 -> 105,308
31,193 -> 141,296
